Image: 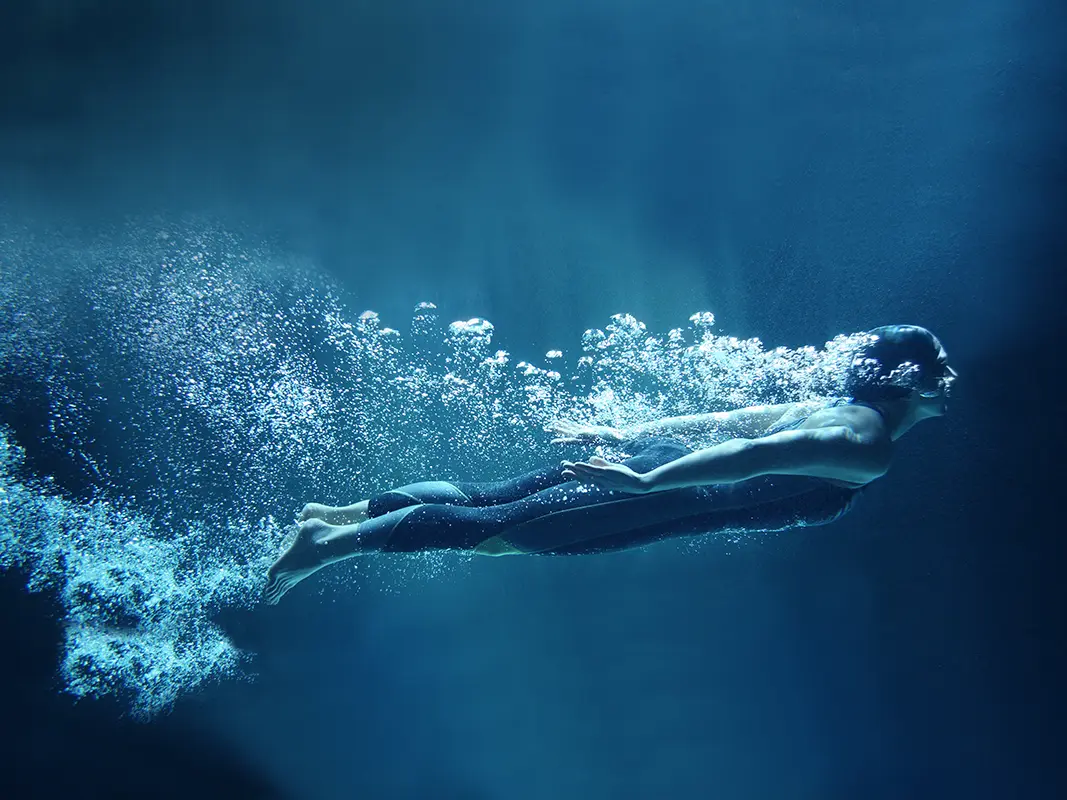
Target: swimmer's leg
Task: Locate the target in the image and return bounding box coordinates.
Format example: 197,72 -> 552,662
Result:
366,469 -> 567,515
266,497 -> 522,603
298,440 -> 686,526
267,443 -> 706,601
296,481 -> 488,528
264,507 -> 421,604
300,466 -> 570,527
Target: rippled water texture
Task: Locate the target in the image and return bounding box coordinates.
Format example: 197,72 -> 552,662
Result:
0,220 -> 868,717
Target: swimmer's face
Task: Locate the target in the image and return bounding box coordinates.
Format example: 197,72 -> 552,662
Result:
916,345 -> 957,417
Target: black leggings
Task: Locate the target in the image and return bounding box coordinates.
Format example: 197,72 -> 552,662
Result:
363,437 -> 856,556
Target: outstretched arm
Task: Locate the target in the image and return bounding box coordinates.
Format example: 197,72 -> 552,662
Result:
549,402 -> 805,445
562,426 -> 890,492
623,402 -> 803,440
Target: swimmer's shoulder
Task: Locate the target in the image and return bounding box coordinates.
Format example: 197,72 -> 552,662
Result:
799,401 -> 890,442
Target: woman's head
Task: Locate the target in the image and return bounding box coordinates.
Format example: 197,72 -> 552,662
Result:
845,325 -> 956,410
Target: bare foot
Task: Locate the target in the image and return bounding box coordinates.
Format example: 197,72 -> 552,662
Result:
298,501 -> 369,526
264,519 -> 335,605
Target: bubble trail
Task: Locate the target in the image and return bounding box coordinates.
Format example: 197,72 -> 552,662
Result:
0,219 -> 870,716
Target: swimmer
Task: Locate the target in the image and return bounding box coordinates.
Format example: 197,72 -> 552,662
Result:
265,325 -> 957,604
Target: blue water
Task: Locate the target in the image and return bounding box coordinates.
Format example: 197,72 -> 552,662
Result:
1,0 -> 1063,798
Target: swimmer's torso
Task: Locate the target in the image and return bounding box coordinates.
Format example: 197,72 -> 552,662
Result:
760,398 -> 891,489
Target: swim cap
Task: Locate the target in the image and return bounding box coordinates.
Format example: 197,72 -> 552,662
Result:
845,325 -> 946,402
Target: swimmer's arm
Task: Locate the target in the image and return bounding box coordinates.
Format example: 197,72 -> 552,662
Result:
642,426 -> 891,490
624,403 -> 798,439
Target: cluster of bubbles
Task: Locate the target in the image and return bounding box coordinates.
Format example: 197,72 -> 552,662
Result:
0,429 -> 265,718
0,219 -> 869,717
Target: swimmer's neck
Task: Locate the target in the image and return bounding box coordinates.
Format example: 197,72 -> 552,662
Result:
867,396 -> 941,441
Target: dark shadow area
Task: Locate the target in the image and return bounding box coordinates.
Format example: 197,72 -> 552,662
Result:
0,570 -> 286,800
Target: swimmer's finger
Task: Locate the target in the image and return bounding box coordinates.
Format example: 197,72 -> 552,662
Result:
560,460 -> 586,480
564,460 -> 649,493
545,420 -> 578,434
561,468 -> 603,483
570,470 -> 623,490
562,460 -> 611,480
548,420 -> 601,441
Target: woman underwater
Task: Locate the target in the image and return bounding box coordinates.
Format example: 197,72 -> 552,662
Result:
265,324 -> 957,604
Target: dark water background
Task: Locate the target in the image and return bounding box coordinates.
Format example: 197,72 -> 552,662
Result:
1,0 -> 1064,797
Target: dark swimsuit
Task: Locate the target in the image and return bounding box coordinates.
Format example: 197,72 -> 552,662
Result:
360,398 -> 880,556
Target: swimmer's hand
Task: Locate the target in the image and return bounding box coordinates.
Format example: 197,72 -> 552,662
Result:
546,420 -> 627,445
561,456 -> 655,494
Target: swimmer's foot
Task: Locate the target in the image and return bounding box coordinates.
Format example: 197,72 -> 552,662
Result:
299,501 -> 370,526
264,519 -> 355,605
